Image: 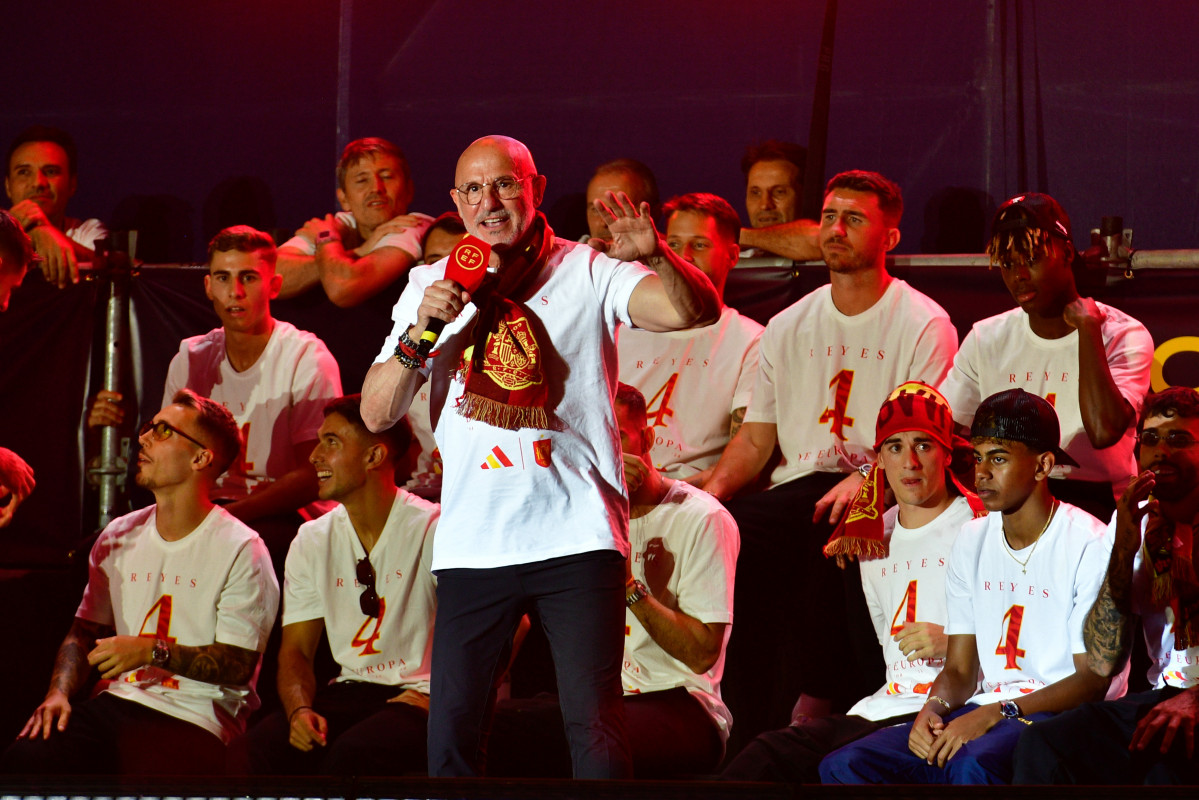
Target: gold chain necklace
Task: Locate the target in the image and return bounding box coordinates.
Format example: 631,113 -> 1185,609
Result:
1001,500 -> 1058,575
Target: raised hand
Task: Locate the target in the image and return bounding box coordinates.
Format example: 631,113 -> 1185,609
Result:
588,191 -> 659,262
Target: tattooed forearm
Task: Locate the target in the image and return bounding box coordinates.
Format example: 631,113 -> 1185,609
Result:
169,642 -> 261,685
1084,581 -> 1136,677
51,618 -> 111,696
1084,542 -> 1139,677
729,407 -> 747,440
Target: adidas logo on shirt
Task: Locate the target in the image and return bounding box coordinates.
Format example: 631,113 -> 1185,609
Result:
480,446 -> 515,470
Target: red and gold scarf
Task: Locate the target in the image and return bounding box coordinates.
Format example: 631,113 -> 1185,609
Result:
1143,509 -> 1199,650
455,213 -> 554,431
822,465 -> 985,559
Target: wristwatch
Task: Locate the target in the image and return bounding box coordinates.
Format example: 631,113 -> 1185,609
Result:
625,579 -> 650,607
315,229 -> 336,247
857,463 -> 873,479
999,699 -> 1023,719
151,638 -> 171,669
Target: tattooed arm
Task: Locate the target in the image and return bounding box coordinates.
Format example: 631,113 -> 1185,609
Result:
19,617 -> 112,739
1085,470 -> 1154,677
166,641 -> 261,685
729,406 -> 747,440
88,636 -> 261,686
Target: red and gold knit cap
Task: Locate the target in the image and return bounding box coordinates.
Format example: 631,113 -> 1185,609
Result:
825,381 -> 985,561
873,381 -> 957,453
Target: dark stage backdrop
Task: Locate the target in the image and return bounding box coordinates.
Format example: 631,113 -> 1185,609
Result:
4,1 -> 1199,260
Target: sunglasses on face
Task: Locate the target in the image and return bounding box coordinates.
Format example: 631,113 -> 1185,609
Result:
138,419 -> 209,450
1138,430 -> 1198,450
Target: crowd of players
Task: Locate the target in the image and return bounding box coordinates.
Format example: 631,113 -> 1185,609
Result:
0,124 -> 1193,786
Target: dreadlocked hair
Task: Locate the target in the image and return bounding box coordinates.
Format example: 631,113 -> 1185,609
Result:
986,225 -> 1053,269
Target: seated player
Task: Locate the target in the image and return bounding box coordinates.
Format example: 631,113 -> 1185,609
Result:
1013,387 -> 1199,785
277,137 -> 432,307
735,139 -> 819,260
702,170 -> 958,749
618,192 -> 763,482
0,390 -> 278,776
721,382 -> 983,783
231,395 -> 438,776
820,388 -> 1120,785
488,384 -> 738,778
939,192 -> 1152,521
5,125 -> 108,288
88,226 -> 343,573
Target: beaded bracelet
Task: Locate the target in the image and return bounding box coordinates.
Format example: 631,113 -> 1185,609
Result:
393,327 -> 426,370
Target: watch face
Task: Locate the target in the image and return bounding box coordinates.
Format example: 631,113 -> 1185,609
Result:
1001,700 -> 1020,718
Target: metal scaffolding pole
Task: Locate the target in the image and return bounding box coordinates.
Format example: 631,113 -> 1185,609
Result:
88,241 -> 135,530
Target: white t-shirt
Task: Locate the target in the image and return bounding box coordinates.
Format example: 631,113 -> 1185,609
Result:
946,502 -> 1124,705
624,482 -> 738,742
404,383 -> 443,497
65,217 -> 108,251
938,305 -> 1152,497
618,306 -> 763,478
283,489 -> 438,691
1105,514 -> 1199,690
375,238 -> 652,571
745,279 -> 958,487
77,505 -> 279,743
849,495 -> 975,720
163,320 -> 342,514
281,211 -> 433,260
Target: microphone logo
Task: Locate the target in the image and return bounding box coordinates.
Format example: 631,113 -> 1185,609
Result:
453,242 -> 486,274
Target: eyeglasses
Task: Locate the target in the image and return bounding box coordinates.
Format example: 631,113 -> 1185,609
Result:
357,557 -> 380,617
139,420 -> 209,450
1138,430 -> 1198,449
452,175 -> 534,206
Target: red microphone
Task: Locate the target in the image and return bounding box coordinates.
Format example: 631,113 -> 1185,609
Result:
417,235 -> 491,356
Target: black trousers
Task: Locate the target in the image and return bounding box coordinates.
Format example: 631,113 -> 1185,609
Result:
1013,687 -> 1199,785
228,680 -> 428,776
487,688 -> 723,779
720,473 -> 884,758
720,712 -> 912,784
427,550 -> 632,778
0,692 -> 225,776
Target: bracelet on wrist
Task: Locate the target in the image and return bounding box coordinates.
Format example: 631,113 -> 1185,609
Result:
625,579 -> 650,607
927,694 -> 952,712
394,327 -> 427,370
288,705 -> 314,723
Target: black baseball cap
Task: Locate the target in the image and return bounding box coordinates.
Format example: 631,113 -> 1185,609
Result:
991,193 -> 1072,243
970,388 -> 1081,468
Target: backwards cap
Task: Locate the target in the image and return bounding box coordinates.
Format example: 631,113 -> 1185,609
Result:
970,388 -> 1081,468
991,192 -> 1072,242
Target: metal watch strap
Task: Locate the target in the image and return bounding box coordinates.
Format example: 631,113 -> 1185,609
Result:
625,579 -> 650,607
